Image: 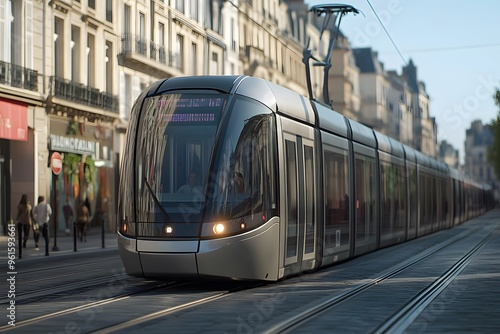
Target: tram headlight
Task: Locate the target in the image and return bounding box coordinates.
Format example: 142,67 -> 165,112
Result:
165,226 -> 173,234
201,212 -> 271,238
119,220 -> 135,238
213,223 -> 225,235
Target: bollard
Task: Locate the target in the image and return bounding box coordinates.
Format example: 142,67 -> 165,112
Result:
102,218 -> 105,248
73,221 -> 77,252
44,223 -> 49,256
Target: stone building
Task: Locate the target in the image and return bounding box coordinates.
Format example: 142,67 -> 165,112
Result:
465,120 -> 498,200
438,140 -> 459,169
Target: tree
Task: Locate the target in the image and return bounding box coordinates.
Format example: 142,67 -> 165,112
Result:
487,88 -> 500,178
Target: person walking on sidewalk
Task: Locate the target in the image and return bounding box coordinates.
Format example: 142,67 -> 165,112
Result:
32,195 -> 52,250
76,201 -> 90,242
16,194 -> 32,258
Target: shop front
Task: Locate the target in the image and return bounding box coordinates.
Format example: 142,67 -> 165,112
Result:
49,117 -> 115,234
0,98 -> 34,236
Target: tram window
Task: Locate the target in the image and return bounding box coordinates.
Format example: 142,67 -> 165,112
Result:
323,147 -> 349,252
355,155 -> 376,246
304,145 -> 315,254
408,164 -> 418,235
205,96 -> 277,223
285,140 -> 298,258
380,160 -> 406,242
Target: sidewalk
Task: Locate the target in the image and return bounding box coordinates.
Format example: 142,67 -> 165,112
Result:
0,225 -> 118,262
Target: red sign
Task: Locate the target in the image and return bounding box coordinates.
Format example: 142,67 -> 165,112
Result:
0,99 -> 28,141
51,152 -> 63,175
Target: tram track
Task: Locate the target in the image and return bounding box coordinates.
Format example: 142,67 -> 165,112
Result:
0,280 -> 262,333
373,225 -> 499,334
0,281 -> 184,332
262,224 -> 496,333
0,272 -> 130,304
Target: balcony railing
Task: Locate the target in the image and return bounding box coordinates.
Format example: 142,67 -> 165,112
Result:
0,60 -> 38,92
120,34 -> 181,71
49,76 -> 118,112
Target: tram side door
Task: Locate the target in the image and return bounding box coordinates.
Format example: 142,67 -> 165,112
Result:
281,118 -> 317,275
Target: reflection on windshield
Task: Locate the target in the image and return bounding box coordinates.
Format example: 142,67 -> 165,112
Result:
207,97 -> 277,221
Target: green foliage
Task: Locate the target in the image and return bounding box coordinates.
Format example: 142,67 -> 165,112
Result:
487,87 -> 500,178
63,153 -> 80,175
84,156 -> 96,184
67,120 -> 78,135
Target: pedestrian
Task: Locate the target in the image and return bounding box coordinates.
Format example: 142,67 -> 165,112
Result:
32,195 -> 52,250
76,201 -> 90,242
63,202 -> 74,235
16,194 -> 32,258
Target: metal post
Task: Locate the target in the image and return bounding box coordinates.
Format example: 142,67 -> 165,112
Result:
52,175 -> 59,251
101,216 -> 105,248
44,223 -> 49,256
73,220 -> 77,252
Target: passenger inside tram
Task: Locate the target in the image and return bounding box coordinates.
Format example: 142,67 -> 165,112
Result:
177,171 -> 203,194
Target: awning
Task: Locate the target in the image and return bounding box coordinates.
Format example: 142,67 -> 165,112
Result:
0,99 -> 28,141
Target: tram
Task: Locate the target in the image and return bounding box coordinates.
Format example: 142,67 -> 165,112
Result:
117,75 -> 493,281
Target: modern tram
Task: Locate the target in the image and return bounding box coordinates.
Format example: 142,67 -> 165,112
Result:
117,75 -> 494,281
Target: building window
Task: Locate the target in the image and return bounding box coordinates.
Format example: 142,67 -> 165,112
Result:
190,0 -> 198,21
176,34 -> 184,71
230,18 -> 236,51
105,41 -> 112,93
210,52 -> 218,74
88,0 -> 95,10
87,33 -> 95,86
158,22 -> 166,63
106,0 -> 113,22
139,12 -> 145,40
123,5 -> 130,35
25,0 -> 34,69
54,17 -> 64,78
176,0 -> 185,13
191,43 -> 197,75
138,12 -> 146,55
71,26 -> 81,82
209,0 -> 221,33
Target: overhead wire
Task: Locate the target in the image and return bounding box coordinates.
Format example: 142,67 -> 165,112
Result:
366,0 -> 407,65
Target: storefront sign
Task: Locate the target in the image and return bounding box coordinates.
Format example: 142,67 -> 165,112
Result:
0,100 -> 28,141
49,134 -> 97,155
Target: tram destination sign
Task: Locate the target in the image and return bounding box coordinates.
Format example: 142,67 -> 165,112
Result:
49,134 -> 97,155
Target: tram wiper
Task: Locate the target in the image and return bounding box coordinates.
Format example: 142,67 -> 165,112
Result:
143,177 -> 173,223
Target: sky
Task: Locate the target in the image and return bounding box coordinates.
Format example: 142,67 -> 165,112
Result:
305,0 -> 500,163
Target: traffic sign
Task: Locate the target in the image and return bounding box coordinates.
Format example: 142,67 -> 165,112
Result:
51,152 -> 63,175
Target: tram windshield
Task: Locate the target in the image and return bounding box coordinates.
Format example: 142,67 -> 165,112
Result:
135,93 -> 226,237
135,92 -> 277,238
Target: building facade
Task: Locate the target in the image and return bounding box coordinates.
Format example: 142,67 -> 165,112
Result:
465,120 -> 499,200
1,0 -> 45,234
438,140 -> 460,169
